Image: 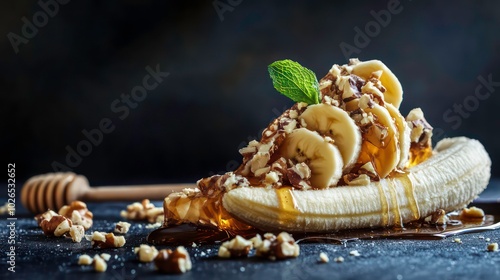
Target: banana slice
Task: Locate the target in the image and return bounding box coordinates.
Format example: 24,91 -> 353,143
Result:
278,128 -> 343,189
385,103 -> 411,169
351,60 -> 403,108
358,104 -> 400,178
299,104 -> 362,171
223,137 -> 490,232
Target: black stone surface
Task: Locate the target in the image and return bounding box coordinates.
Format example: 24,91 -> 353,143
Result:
1,181 -> 499,280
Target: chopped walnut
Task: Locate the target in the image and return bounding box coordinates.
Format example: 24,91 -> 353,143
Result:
85,231 -> 126,248
286,163 -> 312,190
154,246 -> 192,274
406,108 -> 433,145
424,209 -> 449,225
487,243 -> 498,252
218,235 -> 253,258
135,244 -> 159,262
58,201 -> 93,230
255,232 -> 300,260
100,253 -> 111,261
78,254 -> 93,265
40,215 -> 72,237
319,252 -> 329,263
114,221 -> 131,234
334,256 -> 344,263
35,210 -> 58,226
93,255 -> 107,272
120,199 -> 164,223
349,250 -> 361,257
460,207 -> 485,219
453,238 -> 463,244
69,225 -> 85,242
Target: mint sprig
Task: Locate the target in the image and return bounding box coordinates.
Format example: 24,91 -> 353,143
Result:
268,59 -> 320,105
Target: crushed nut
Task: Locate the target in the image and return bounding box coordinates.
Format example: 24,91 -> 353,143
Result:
424,209 -> 449,225
100,253 -> 111,261
218,235 -> 253,258
35,210 -> 58,226
286,163 -> 312,190
120,199 -> 164,223
154,246 -> 192,274
349,250 -> 361,257
255,232 -> 300,260
78,254 -> 93,265
319,252 -> 329,263
69,225 -> 85,242
93,255 -> 107,272
487,243 -> 498,252
114,221 -> 131,234
40,215 -> 72,237
334,256 -> 345,263
58,201 -> 93,230
135,244 -> 159,262
453,238 -> 463,244
85,231 -> 126,248
460,207 -> 485,220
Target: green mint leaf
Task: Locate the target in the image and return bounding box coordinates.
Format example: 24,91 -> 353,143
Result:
268,59 -> 320,105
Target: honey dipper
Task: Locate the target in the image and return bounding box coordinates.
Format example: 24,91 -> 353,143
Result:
21,172 -> 195,214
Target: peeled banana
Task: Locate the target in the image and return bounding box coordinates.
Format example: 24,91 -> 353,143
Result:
223,137 -> 491,231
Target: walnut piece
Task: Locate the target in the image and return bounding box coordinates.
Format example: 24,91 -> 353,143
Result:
35,210 -> 58,226
460,206 -> 485,219
120,199 -> 164,223
487,243 -> 498,252
319,252 -> 329,263
40,215 -> 72,237
69,225 -> 85,242
135,244 -> 159,262
85,231 -> 126,248
424,209 -> 449,225
93,255 -> 107,272
114,221 -> 131,234
154,246 -> 192,274
78,254 -> 93,265
218,235 -> 253,258
58,201 -> 93,230
255,232 -> 300,260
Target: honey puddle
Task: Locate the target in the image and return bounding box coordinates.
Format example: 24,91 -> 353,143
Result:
147,213 -> 500,245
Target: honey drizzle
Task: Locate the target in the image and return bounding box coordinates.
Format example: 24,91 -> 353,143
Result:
396,173 -> 420,221
275,187 -> 300,226
376,182 -> 389,226
386,179 -> 403,228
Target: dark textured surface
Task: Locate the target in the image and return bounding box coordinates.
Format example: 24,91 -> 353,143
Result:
1,181 -> 500,279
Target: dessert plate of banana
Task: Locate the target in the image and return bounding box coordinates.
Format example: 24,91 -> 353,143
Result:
159,58 -> 493,235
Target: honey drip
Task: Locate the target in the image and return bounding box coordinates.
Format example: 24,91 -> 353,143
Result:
275,187 -> 300,226
396,174 -> 420,220
408,143 -> 433,168
386,179 -> 403,228
376,182 -> 389,226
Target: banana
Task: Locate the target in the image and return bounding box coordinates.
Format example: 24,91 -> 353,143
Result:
299,104 -> 362,171
222,137 -> 491,232
278,128 -> 343,189
358,103 -> 400,178
351,59 -> 403,108
385,103 -> 411,169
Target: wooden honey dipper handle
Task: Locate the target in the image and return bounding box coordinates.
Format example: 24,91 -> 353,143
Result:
21,172 -> 196,214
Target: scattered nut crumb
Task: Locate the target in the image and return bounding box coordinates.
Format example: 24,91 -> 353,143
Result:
93,255 -> 107,272
460,206 -> 485,220
120,199 -> 164,223
424,209 -> 449,225
453,238 -> 463,244
319,252 -> 329,263
145,222 -> 162,229
487,243 -> 498,252
114,221 -> 131,234
349,250 -> 361,257
486,238 -> 491,242
334,256 -> 345,263
58,201 -> 93,230
191,242 -> 197,248
218,235 -> 253,258
135,244 -> 159,262
40,215 -> 73,237
100,253 -> 111,261
78,254 -> 93,265
85,231 -> 126,248
154,246 -> 192,274
69,225 -> 85,242
255,232 -> 300,260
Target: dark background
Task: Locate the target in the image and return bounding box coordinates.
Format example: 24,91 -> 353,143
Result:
1,0 -> 499,186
